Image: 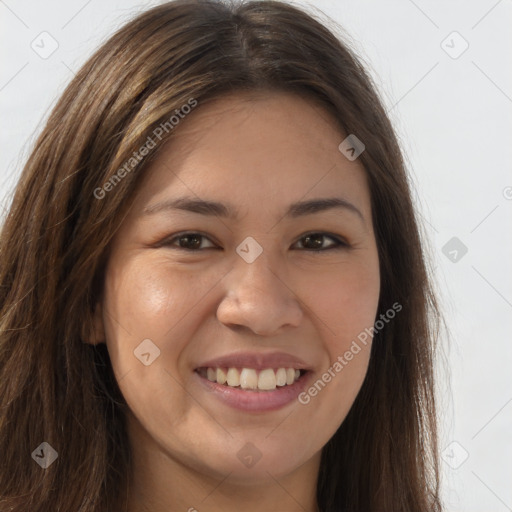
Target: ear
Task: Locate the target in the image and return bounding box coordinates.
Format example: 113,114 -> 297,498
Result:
82,301 -> 106,345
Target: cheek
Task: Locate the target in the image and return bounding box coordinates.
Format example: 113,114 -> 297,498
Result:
297,265 -> 378,438
302,340 -> 371,443
103,257 -> 203,337
305,257 -> 380,346
101,256 -> 215,381
100,257 -> 212,428
297,255 -> 379,420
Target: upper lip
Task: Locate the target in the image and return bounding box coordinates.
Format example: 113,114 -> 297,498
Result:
196,351 -> 312,371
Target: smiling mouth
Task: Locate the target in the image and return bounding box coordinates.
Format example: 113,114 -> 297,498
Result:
196,367 -> 308,391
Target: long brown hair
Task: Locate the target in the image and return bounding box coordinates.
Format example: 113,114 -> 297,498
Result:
0,1 -> 442,510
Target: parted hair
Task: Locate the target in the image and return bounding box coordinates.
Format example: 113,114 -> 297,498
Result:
0,1 -> 442,510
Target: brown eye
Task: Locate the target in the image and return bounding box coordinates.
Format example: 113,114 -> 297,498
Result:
165,232 -> 216,250
161,231 -> 347,252
293,232 -> 347,251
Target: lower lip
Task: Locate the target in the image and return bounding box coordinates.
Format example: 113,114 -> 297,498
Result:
194,371 -> 311,412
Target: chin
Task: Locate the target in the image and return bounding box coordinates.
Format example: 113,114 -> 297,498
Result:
193,435 -> 315,484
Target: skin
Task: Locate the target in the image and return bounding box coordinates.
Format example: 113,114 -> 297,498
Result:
87,91 -> 380,512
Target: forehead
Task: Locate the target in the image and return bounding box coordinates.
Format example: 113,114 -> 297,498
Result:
132,91 -> 371,218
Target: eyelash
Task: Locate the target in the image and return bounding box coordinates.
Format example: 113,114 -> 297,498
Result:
161,231 -> 348,253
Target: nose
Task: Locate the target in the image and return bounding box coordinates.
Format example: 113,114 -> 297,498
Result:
216,252 -> 304,336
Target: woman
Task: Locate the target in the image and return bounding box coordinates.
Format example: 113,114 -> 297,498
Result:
0,1 -> 442,511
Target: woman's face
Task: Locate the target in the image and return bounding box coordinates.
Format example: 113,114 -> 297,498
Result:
92,92 -> 380,484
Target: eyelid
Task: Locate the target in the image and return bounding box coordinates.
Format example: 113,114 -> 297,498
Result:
160,230 -> 218,250
292,232 -> 348,251
160,231 -> 349,252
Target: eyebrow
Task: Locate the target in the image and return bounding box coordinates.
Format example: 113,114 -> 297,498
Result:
142,196 -> 365,222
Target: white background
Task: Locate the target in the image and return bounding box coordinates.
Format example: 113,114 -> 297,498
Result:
1,1 -> 511,510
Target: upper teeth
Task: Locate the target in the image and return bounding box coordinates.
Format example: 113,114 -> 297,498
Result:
203,367 -> 301,391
